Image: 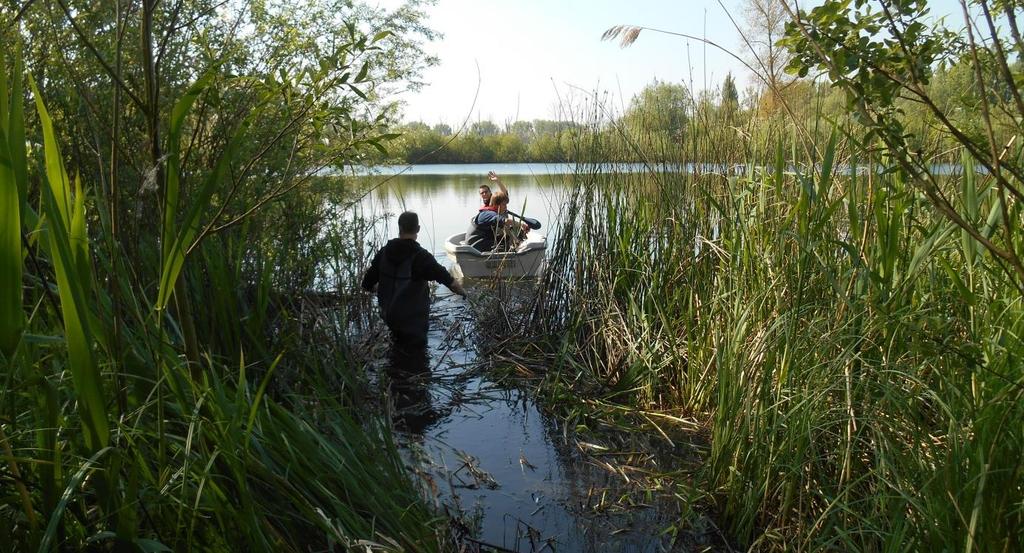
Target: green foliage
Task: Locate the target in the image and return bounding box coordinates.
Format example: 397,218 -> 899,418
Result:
781,0 -> 1024,303
0,56 -> 24,359
0,1 -> 445,550
521,2 -> 1024,549
623,81 -> 689,141
780,0 -> 957,143
32,78 -> 110,454
156,76 -> 254,312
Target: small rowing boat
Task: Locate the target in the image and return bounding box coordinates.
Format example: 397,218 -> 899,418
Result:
444,232 -> 547,278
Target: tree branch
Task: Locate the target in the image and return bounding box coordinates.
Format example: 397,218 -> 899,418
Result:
53,0 -> 146,111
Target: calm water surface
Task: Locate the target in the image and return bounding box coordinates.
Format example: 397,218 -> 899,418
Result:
355,168 -> 569,253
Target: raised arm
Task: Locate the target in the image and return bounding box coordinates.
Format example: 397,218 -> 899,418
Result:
487,171 -> 509,196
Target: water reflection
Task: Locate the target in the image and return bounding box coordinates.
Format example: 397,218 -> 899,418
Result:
374,280 -> 710,552
355,165 -> 715,551
355,171 -> 567,254
386,342 -> 439,435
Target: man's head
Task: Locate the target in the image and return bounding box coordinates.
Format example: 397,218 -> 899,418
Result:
478,184 -> 492,206
398,211 -> 420,237
489,191 -> 509,213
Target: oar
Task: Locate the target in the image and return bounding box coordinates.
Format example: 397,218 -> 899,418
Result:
506,210 -> 541,230
488,171 -> 541,229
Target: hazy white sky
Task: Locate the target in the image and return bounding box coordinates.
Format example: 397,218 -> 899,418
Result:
391,0 -> 965,125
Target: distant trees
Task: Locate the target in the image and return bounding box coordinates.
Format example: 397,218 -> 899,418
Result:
388,29 -> 1008,167
470,120 -> 500,136
721,73 -> 740,121
510,120 -> 535,140
623,81 -> 690,140
384,67 -> 870,164
494,134 -> 527,161
404,122 -> 430,133
388,72 -> 820,164
386,119 -> 580,163
741,0 -> 794,106
721,73 -> 739,108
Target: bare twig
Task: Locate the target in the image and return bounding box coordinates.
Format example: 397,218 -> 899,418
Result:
53,0 -> 146,110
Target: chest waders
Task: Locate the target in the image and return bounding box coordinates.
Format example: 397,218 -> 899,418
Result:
377,253 -> 430,344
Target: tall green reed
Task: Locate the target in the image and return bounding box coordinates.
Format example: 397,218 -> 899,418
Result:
1,46 -> 443,553
0,54 -> 24,360
32,77 -> 110,454
530,96 -> 1023,550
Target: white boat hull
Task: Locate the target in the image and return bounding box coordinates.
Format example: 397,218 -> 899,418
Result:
444,232 -> 546,278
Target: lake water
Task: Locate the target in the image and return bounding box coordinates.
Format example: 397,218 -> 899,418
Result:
353,164 -> 711,551
354,168 -> 570,255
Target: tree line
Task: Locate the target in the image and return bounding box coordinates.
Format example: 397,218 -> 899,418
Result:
388,44 -> 1020,166
385,119 -> 584,163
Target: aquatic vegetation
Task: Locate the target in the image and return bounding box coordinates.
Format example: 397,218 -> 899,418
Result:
522,29 -> 1024,548
0,1 -> 445,549
529,131 -> 1022,550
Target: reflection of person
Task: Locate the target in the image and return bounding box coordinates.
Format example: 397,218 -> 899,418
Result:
465,191 -> 526,252
362,211 -> 466,347
386,344 -> 438,434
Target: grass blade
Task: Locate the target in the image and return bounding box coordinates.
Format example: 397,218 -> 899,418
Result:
32,77 -> 109,451
156,115 -> 251,311
0,126 -> 21,358
0,59 -> 23,358
37,447 -> 112,553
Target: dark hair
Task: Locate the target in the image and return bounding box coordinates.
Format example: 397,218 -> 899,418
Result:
479,184 -> 491,192
398,211 -> 419,234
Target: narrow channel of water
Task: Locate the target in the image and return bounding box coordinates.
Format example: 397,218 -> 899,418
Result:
373,281 -> 690,552
355,165 -> 719,551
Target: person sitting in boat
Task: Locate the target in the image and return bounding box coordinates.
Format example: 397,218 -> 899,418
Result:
478,170 -> 507,206
478,183 -> 493,206
487,171 -> 542,232
362,211 -> 466,347
465,190 -> 525,252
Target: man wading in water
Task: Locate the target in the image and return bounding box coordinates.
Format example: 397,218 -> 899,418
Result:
362,211 -> 466,348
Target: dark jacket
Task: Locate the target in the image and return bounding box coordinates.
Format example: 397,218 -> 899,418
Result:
362,238 -> 454,343
465,208 -> 501,252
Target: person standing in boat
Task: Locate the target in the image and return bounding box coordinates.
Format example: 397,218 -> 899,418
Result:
362,211 -> 466,347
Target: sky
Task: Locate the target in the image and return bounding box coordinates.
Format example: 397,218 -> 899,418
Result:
388,0 -> 966,125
